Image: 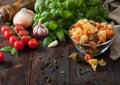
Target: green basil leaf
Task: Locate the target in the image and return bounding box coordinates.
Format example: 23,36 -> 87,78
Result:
66,0 -> 76,10
48,21 -> 58,30
86,6 -> 100,19
60,10 -> 74,18
49,32 -> 56,40
0,46 -> 12,52
54,29 -> 66,42
86,0 -> 103,6
43,36 -> 53,47
79,2 -> 89,14
0,46 -> 18,57
11,48 -> 18,57
34,0 -> 45,13
75,0 -> 83,8
63,29 -> 68,36
48,2 -> 56,8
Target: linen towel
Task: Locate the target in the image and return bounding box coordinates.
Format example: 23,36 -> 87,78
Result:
104,0 -> 120,60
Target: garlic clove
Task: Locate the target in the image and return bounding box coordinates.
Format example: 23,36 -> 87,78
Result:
48,40 -> 58,48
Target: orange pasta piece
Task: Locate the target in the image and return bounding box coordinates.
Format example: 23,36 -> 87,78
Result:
73,35 -> 81,42
83,29 -> 93,36
89,41 -> 97,49
96,22 -> 101,29
100,24 -> 107,30
106,29 -> 114,39
97,36 -> 106,44
84,54 -> 93,62
74,23 -> 82,29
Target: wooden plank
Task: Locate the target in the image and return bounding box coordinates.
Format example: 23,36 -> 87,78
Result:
0,46 -> 32,85
0,29 -> 32,85
30,43 -> 69,85
0,64 -> 28,85
69,41 -> 120,85
0,48 -> 32,85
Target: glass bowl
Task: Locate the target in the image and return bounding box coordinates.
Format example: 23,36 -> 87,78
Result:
69,20 -> 115,56
71,36 -> 114,56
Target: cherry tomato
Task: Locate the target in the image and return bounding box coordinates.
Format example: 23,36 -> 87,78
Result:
9,35 -> 19,46
21,35 -> 31,45
1,25 -> 9,34
28,39 -> 38,49
14,24 -> 24,32
3,30 -> 13,39
14,40 -> 24,51
0,51 -> 4,63
18,30 -> 29,37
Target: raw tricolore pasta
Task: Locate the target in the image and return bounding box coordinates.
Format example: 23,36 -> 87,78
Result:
69,19 -> 114,54
69,19 -> 114,44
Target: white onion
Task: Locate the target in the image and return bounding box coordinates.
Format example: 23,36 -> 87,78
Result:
13,8 -> 34,28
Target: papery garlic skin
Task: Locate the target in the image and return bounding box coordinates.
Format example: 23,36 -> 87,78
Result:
33,20 -> 48,39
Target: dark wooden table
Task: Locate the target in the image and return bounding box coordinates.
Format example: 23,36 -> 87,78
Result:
0,0 -> 120,85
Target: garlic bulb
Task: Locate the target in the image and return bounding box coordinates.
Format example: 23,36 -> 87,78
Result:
33,20 -> 48,39
13,8 -> 34,28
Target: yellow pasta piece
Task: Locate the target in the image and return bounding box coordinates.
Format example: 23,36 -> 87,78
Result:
78,19 -> 88,25
98,58 -> 106,66
107,24 -> 113,30
90,27 -> 98,34
88,59 -> 98,71
72,27 -> 82,36
91,64 -> 97,71
80,35 -> 88,43
97,30 -> 106,38
69,52 -> 80,62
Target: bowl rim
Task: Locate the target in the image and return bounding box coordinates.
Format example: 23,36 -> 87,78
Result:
69,24 -> 115,46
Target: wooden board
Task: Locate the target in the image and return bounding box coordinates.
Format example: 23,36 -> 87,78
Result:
0,0 -> 120,85
0,27 -> 32,85
30,43 -> 70,85
69,41 -> 120,85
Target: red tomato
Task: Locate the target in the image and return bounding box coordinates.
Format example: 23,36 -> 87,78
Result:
9,35 -> 19,46
14,24 -> 24,32
18,30 -> 29,37
28,39 -> 38,49
3,30 -> 13,39
1,25 -> 9,34
21,35 -> 31,45
0,51 -> 4,62
14,40 -> 24,51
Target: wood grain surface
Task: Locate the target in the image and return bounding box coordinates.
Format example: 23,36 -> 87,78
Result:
0,0 -> 120,85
